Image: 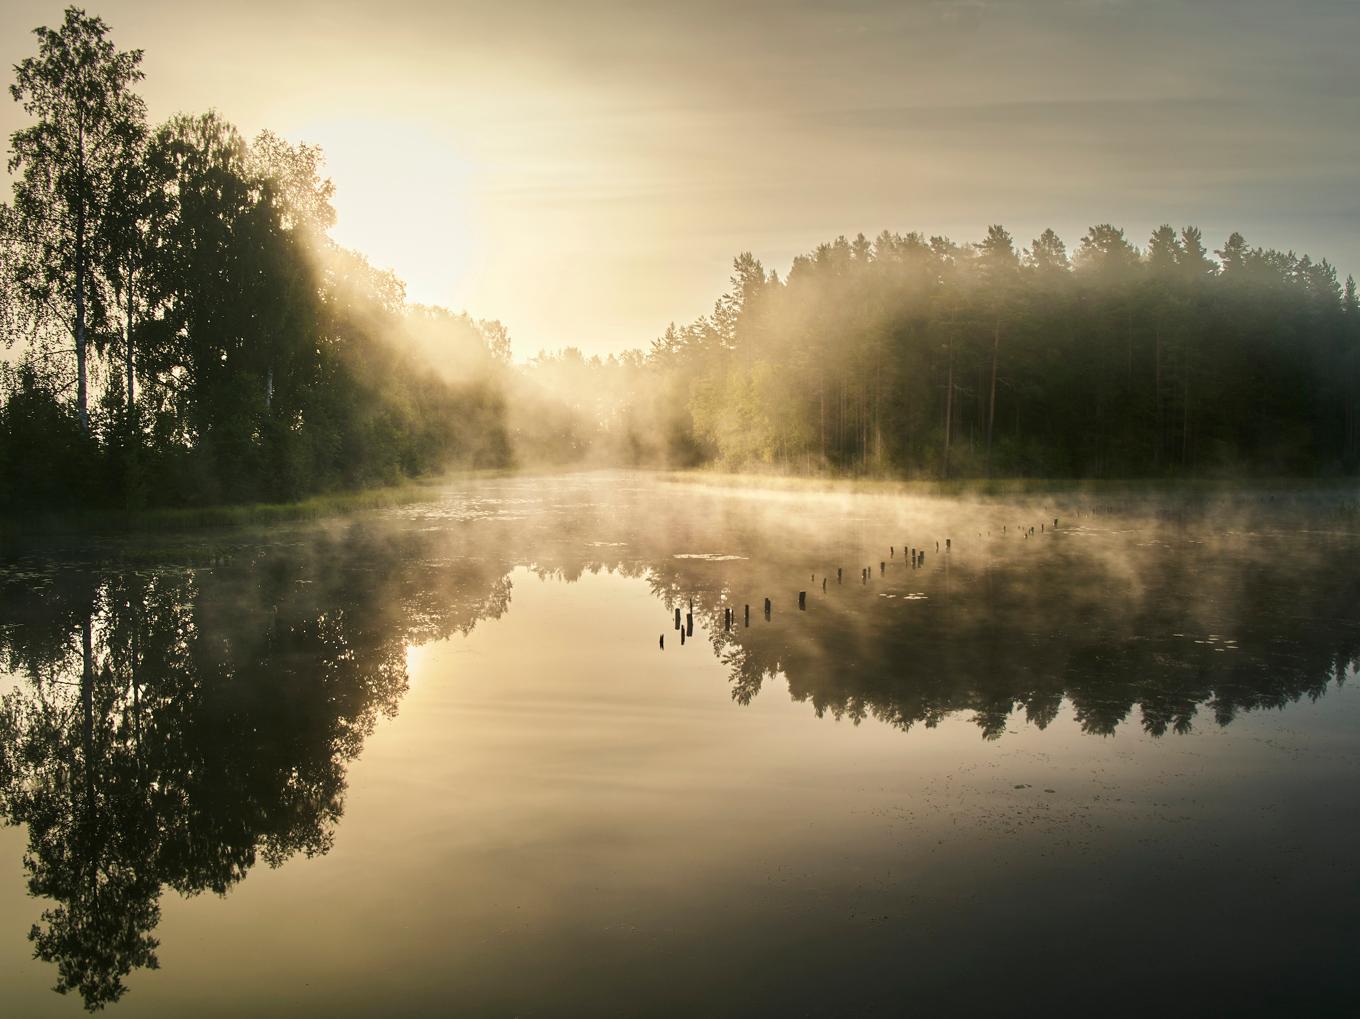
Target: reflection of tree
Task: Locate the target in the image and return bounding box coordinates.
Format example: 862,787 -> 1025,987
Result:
642,535 -> 1360,741
3,487 -> 1359,1009
0,527 -> 511,1010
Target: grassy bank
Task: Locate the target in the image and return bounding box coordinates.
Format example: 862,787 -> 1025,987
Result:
0,472 -> 496,544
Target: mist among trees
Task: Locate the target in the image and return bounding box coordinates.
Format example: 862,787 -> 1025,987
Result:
3,9 -> 1358,521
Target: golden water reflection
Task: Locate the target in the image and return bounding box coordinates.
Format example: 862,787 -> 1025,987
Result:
2,474 -> 1357,1014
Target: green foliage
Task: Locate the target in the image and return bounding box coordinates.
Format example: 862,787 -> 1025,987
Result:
633,227 -> 1360,478
1,10 -> 514,519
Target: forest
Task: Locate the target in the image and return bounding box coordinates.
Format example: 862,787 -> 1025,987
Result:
3,9 -> 1358,521
0,9 -> 511,517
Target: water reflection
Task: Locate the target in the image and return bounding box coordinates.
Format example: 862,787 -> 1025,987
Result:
0,528 -> 509,1009
649,536 -> 1360,740
1,479 -> 1358,1009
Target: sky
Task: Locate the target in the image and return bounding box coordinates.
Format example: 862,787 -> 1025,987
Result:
2,0 -> 1357,359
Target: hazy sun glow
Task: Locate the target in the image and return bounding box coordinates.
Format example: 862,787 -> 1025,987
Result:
2,0 -> 1356,359
299,116 -> 479,306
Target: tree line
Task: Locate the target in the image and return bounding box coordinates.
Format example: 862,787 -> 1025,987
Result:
609,224 -> 1359,477
5,10 -> 1358,523
1,8 -> 511,517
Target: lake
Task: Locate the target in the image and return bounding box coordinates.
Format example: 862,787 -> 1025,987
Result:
1,472 -> 1358,1016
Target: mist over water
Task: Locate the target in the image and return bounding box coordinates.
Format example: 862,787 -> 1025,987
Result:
1,473 -> 1357,1015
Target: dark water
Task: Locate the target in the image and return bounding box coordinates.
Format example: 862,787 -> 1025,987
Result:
1,473 -> 1358,1016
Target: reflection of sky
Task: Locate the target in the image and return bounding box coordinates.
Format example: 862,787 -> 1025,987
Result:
3,471 -> 1359,1013
5,565 -> 1344,1014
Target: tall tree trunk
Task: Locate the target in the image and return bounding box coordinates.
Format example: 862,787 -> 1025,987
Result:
986,313 -> 1000,476
1181,351 -> 1192,468
75,204 -> 88,433
818,368 -> 825,461
125,258 -> 135,417
943,340 -> 954,479
1153,325 -> 1162,471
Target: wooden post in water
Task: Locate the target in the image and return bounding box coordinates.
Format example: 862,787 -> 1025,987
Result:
946,538 -> 951,551
724,608 -> 731,631
675,608 -> 681,630
837,567 -> 842,583
920,551 -> 926,567
880,561 -> 885,575
686,612 -> 693,636
822,577 -> 827,592
764,597 -> 772,620
744,604 -> 750,627
798,591 -> 806,610
660,634 -> 664,650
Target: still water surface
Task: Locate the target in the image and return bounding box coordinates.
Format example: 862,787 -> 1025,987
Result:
1,473 -> 1358,1016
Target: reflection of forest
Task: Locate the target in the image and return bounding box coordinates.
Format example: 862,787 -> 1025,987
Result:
0,526 -> 511,1009
646,535 -> 1360,741
2,497 -> 1358,1009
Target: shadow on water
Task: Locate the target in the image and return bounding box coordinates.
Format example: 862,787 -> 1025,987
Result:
1,477 -> 1358,1009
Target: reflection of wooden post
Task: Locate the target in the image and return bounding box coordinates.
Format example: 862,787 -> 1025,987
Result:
744,604 -> 750,627
837,567 -> 842,583
920,551 -> 926,567
798,591 -> 806,610
681,628 -> 686,645
675,608 -> 681,630
686,612 -> 693,636
764,598 -> 771,620
822,577 -> 827,592
891,546 -> 895,557
1054,518 -> 1058,528
880,561 -> 885,575
946,538 -> 951,551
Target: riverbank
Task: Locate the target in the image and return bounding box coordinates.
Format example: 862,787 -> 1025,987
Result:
0,472 -> 493,545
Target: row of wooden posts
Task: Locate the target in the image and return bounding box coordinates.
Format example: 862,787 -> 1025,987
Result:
658,517 -> 1061,649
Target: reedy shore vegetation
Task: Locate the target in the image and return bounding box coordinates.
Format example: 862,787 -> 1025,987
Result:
3,9 -> 1358,526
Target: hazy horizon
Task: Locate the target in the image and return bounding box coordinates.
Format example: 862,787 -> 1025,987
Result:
3,0 -> 1357,359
